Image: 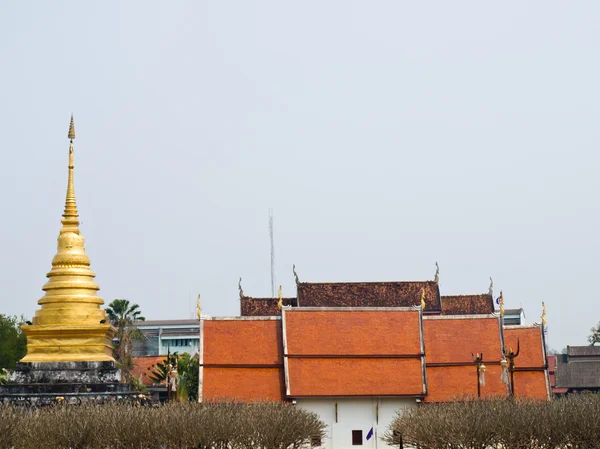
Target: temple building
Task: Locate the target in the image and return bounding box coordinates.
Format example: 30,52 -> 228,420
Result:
0,117 -> 132,404
135,273 -> 549,448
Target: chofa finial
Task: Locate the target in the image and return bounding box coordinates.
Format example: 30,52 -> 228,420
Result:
420,288 -> 426,311
196,294 -> 202,320
499,290 -> 505,316
541,302 -> 547,326
434,262 -> 440,283
489,277 -> 494,297
238,277 -> 244,299
277,285 -> 283,310
68,114 -> 76,140
293,264 -> 299,285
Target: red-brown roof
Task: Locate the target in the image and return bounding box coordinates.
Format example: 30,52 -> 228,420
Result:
283,309 -> 425,397
202,318 -> 285,401
240,297 -> 296,316
504,326 -> 549,399
297,281 -> 441,312
441,294 -> 494,315
423,316 -> 506,402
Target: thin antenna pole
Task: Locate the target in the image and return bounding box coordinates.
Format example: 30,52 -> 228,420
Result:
269,209 -> 275,298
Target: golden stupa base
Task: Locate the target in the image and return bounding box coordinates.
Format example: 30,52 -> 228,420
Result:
20,324 -> 116,363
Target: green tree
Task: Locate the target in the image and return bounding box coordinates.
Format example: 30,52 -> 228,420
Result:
105,299 -> 145,383
589,322 -> 600,345
0,315 -> 27,369
149,351 -> 199,401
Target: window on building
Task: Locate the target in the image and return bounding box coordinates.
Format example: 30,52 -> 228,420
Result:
352,430 -> 363,446
170,338 -> 192,347
311,436 -> 321,447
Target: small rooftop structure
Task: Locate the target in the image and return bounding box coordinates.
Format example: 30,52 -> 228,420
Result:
555,345 -> 600,392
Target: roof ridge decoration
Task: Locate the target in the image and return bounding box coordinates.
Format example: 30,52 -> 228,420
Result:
420,288 -> 426,311
238,277 -> 244,300
196,294 -> 202,320
293,264 -> 299,285
433,262 -> 439,284
541,302 -> 547,327
277,285 -> 283,310
489,277 -> 494,297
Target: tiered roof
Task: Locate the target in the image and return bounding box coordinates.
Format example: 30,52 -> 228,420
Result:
282,308 -> 425,397
423,315 -> 507,402
297,281 -> 441,312
188,276 -> 549,403
504,325 -> 549,399
240,296 -> 297,316
441,294 -> 494,315
201,317 -> 285,401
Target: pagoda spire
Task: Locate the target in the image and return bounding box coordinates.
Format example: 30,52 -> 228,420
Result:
20,116 -> 115,363
62,114 -> 79,233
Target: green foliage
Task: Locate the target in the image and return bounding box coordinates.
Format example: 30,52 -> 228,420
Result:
589,322 -> 600,345
105,299 -> 145,383
128,374 -> 148,395
0,315 -> 27,370
148,351 -> 199,401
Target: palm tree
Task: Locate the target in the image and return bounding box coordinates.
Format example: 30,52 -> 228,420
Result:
105,299 -> 145,383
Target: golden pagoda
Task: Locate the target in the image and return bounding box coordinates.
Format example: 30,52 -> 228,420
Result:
20,116 -> 115,363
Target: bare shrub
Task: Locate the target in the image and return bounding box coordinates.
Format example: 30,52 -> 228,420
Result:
384,394 -> 600,449
0,404 -> 26,449
4,400 -> 326,449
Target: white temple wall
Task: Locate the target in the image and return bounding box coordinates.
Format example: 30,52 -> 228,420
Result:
297,397 -> 415,449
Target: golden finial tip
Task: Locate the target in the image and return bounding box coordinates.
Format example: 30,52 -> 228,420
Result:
68,114 -> 75,140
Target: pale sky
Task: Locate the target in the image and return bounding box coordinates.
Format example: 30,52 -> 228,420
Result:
1,2 -> 599,351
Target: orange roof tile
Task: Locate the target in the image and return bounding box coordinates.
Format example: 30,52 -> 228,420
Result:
202,319 -> 285,402
504,326 -> 549,400
425,365 -> 508,402
504,326 -> 546,368
423,316 -> 508,402
203,367 -> 284,401
288,358 -> 424,397
285,309 -> 422,356
204,319 -> 283,365
283,309 -> 425,397
131,356 -> 167,386
424,316 -> 503,364
512,371 -> 549,400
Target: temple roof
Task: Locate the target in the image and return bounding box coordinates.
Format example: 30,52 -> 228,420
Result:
423,315 -> 507,402
441,294 -> 494,315
297,281 -> 441,312
131,356 -> 166,386
283,308 -> 426,397
202,318 -> 285,401
504,326 -> 549,399
240,296 -> 297,316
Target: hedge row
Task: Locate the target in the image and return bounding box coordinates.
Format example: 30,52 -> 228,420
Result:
0,401 -> 326,449
384,394 -> 600,449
